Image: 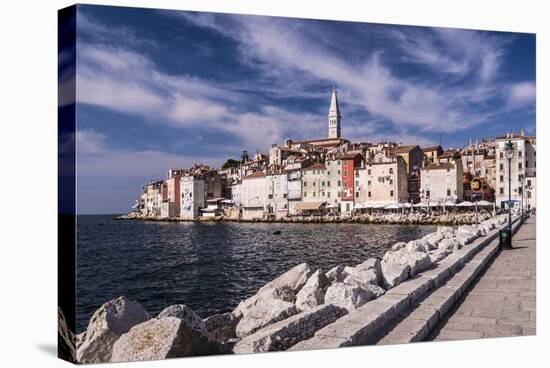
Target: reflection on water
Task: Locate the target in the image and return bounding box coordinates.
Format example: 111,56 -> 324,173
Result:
76,215 -> 435,332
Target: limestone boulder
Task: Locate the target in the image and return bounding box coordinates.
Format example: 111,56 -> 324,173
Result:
438,237 -> 461,251
233,285 -> 296,319
380,262 -> 410,289
295,270 -> 331,311
257,263 -> 313,295
233,304 -> 347,353
157,304 -> 206,335
58,307 -> 76,363
391,242 -> 407,251
325,265 -> 347,283
428,248 -> 452,263
111,317 -> 224,362
454,232 -> 477,246
383,249 -> 432,276
324,282 -> 384,311
203,312 -> 239,342
342,258 -> 381,287
235,298 -> 298,338
406,239 -> 431,253
77,296 -> 151,364
421,232 -> 445,249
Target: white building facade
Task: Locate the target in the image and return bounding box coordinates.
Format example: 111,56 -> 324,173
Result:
180,176 -> 205,220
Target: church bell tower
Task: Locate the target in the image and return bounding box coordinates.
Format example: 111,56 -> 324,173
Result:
328,86 -> 341,139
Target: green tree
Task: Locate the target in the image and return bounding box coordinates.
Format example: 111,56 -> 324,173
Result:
221,158 -> 240,170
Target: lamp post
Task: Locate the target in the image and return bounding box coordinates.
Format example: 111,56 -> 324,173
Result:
504,140 -> 515,245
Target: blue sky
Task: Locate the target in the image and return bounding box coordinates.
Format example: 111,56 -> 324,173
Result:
68,5 -> 535,214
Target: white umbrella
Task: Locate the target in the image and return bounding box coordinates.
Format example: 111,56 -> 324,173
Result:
402,202 -> 412,208
413,202 -> 429,208
457,201 -> 475,207
353,203 -> 364,209
476,200 -> 493,206
385,204 -> 400,210
443,200 -> 456,207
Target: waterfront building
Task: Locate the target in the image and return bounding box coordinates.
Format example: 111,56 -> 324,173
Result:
180,175 -> 205,220
437,149 -> 461,164
266,171 -> 289,218
240,171 -> 268,220
422,145 -> 444,166
420,158 -> 464,204
356,155 -> 409,205
329,151 -> 363,214
144,180 -> 164,217
286,169 -> 303,215
163,169 -> 183,218
525,175 -> 536,210
390,145 -> 424,175
494,130 -> 536,208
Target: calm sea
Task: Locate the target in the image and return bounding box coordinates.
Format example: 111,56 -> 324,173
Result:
75,215 -> 435,332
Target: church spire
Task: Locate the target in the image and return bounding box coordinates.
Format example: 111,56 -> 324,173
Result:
328,86 -> 341,139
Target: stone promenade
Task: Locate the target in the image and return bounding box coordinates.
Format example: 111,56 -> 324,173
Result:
429,215 -> 536,340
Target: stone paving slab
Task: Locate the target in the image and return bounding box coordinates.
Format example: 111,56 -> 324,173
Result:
430,216 -> 536,340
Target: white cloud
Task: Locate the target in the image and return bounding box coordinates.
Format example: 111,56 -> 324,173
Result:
507,81 -> 536,109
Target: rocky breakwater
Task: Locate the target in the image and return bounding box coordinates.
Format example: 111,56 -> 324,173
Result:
76,215 -> 509,362
117,211 -> 493,225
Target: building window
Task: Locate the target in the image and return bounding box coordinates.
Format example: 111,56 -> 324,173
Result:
527,179 -> 531,187
338,180 -> 341,187
500,175 -> 504,182
344,181 -> 348,188
322,192 -> 325,196
355,181 -> 359,187
304,182 -> 307,187
313,182 -> 316,187
499,163 -> 503,170
283,194 -> 287,198
356,192 -> 359,198
327,181 -> 331,187
344,170 -> 348,177
313,192 -> 316,197
337,160 -> 341,165
368,191 -> 371,197
367,169 -> 371,175
426,190 -> 430,198
390,190 -> 394,197
518,163 -> 522,169
389,168 -> 394,174
528,192 -> 531,198
526,161 -> 529,168
518,151 -> 523,157
447,189 -> 451,196
368,180 -> 371,186
268,194 -> 273,199
322,181 -> 325,186
389,179 -> 393,185
499,152 -> 504,159
500,187 -> 504,195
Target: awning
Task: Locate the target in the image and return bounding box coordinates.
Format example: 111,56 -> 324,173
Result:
476,200 -> 493,206
457,201 -> 475,207
295,202 -> 326,211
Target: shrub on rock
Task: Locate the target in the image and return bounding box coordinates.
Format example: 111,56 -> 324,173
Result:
77,296 -> 151,364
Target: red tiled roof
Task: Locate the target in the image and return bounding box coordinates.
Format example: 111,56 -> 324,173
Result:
242,171 -> 266,180
422,163 -> 455,170
304,163 -> 327,171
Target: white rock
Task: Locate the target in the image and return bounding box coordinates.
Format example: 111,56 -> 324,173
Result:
111,317 -> 223,362
325,265 -> 347,283
234,285 -> 296,319
157,304 -> 207,335
438,237 -> 460,251
203,312 -> 239,342
324,283 -> 384,311
406,239 -> 431,253
258,263 -> 313,295
391,242 -> 407,251
233,304 -> 347,353
295,270 -> 330,311
380,262 -> 410,289
428,248 -> 452,263
77,296 -> 151,364
235,298 -> 298,338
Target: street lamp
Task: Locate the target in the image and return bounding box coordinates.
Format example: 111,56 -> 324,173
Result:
503,140 -> 515,247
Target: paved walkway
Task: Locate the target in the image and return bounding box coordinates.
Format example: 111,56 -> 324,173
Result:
429,215 -> 536,340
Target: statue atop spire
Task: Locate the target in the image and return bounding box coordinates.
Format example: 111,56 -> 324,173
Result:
328,86 -> 341,139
